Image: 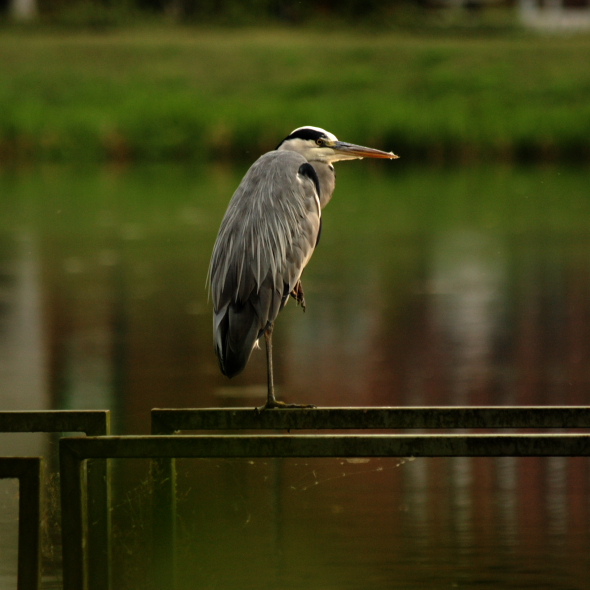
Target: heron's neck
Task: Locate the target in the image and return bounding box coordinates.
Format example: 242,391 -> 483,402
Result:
310,161 -> 336,209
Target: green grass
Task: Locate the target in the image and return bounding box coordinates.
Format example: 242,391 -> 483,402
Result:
1,26 -> 590,162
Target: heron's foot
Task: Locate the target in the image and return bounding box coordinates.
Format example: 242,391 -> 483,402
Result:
256,400 -> 317,412
290,281 -> 306,312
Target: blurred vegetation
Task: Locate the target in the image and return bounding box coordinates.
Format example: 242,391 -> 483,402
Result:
0,22 -> 589,163
16,0 -> 518,30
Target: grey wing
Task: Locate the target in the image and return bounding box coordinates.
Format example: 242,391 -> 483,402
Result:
209,151 -> 321,378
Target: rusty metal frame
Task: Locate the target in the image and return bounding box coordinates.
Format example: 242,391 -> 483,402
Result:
149,405 -> 590,586
0,411 -> 110,436
151,406 -> 590,432
61,423 -> 590,590
0,410 -> 111,590
0,457 -> 43,590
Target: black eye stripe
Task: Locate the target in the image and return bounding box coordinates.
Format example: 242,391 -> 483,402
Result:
276,128 -> 331,150
285,128 -> 327,143
290,129 -> 325,142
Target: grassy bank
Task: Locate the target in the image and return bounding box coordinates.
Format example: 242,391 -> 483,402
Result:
1,27 -> 590,162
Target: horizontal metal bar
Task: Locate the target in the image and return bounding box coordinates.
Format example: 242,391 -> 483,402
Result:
0,457 -> 42,478
151,406 -> 590,433
62,433 -> 590,460
0,410 -> 110,436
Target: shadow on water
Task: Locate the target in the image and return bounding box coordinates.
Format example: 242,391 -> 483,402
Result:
0,162 -> 590,588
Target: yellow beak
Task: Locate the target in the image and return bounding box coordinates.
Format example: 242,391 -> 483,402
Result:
331,141 -> 399,160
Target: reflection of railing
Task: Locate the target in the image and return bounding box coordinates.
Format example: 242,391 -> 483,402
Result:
56,406 -> 590,590
0,411 -> 110,590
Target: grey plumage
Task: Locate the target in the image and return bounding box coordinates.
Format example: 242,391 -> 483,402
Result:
210,150 -> 321,377
208,126 -> 397,409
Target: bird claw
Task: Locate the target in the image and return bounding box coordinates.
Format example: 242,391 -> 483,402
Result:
290,281 -> 306,312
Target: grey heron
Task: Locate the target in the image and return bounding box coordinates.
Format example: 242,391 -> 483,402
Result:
209,126 -> 398,410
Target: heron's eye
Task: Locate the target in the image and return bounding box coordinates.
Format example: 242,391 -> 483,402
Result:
316,138 -> 324,146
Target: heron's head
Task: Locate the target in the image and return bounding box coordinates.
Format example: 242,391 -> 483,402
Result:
276,126 -> 398,163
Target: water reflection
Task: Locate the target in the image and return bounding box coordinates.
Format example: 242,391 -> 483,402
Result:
173,455 -> 589,590
0,163 -> 590,588
0,231 -> 47,451
430,230 -> 506,405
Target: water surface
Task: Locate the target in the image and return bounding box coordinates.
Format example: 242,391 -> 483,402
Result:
0,162 -> 589,588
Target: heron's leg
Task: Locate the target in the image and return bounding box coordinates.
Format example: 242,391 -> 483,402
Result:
265,324 -> 277,407
256,323 -> 316,412
290,280 -> 306,312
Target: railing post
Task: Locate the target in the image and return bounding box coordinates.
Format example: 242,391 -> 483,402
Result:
60,440 -> 86,590
150,414 -> 177,590
17,458 -> 42,590
87,413 -> 111,590
0,458 -> 43,590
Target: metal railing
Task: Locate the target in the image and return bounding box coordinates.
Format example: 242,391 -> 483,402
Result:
151,405 -> 590,431
52,406 -> 590,590
149,405 -> 590,588
0,410 -> 111,590
0,458 -> 42,590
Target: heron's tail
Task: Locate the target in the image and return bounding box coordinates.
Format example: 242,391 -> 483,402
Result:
214,302 -> 262,378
